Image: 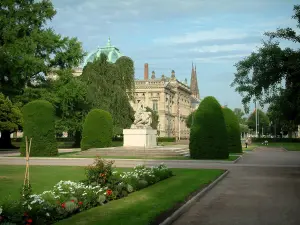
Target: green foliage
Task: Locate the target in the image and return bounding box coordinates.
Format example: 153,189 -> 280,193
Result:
231,5 -> 300,124
240,124 -> 249,133
247,109 -> 270,136
189,96 -> 228,159
84,157 -> 114,186
145,107 -> 159,129
81,54 -> 134,135
222,108 -> 242,153
54,70 -> 90,137
0,93 -> 22,132
233,108 -> 247,124
81,109 -> 113,150
0,0 -> 85,98
20,100 -> 57,156
157,137 -> 176,142
186,111 -> 196,128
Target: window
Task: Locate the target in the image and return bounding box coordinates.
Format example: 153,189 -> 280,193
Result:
153,100 -> 158,111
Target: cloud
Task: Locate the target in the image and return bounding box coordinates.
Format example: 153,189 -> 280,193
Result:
190,43 -> 260,53
195,54 -> 249,63
153,28 -> 256,45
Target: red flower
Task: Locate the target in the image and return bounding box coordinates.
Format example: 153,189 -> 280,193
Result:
27,218 -> 33,223
106,189 -> 113,196
61,203 -> 66,208
78,201 -> 83,205
71,200 -> 75,202
100,173 -> 105,177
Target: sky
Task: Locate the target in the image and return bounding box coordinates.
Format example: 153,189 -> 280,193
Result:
49,0 -> 299,111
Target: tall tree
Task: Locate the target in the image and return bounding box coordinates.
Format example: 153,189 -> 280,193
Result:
0,0 -> 85,146
233,108 -> 247,124
54,70 -> 91,146
247,109 -> 270,136
81,54 -> 135,135
0,93 -> 23,148
231,5 -> 300,126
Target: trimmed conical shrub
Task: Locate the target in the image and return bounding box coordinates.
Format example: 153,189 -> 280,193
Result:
81,109 -> 113,150
20,100 -> 57,156
222,107 -> 242,153
189,96 -> 228,159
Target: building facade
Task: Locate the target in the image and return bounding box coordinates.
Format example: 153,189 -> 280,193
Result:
131,63 -> 197,138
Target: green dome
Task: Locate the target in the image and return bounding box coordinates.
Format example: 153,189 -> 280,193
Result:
82,37 -> 123,67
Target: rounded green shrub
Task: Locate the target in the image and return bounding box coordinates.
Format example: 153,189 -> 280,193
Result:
81,109 -> 113,150
20,100 -> 57,156
222,107 -> 242,153
189,96 -> 229,159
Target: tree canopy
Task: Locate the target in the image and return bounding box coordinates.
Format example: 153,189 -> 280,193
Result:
0,0 -> 86,147
247,109 -> 270,136
0,93 -> 23,148
231,5 -> 300,127
0,0 -> 85,98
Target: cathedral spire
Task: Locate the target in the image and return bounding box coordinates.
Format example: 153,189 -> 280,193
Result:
190,63 -> 200,100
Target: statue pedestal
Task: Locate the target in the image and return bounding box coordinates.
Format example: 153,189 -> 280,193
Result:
123,128 -> 157,147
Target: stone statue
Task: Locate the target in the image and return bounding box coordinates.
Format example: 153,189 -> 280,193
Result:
131,105 -> 152,129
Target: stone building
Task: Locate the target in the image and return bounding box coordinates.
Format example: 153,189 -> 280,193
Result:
131,63 -> 200,139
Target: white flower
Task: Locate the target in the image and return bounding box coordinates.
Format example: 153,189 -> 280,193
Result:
0,206 -> 2,215
28,205 -> 32,210
46,212 -> 50,217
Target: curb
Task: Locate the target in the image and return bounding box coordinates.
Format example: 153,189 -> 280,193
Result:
233,155 -> 242,163
159,170 -> 229,225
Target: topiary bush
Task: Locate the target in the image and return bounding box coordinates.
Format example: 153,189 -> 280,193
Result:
189,96 -> 229,159
222,107 -> 242,153
20,100 -> 57,156
81,109 -> 113,150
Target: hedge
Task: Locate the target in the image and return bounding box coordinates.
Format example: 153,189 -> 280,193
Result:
189,96 -> 229,159
157,137 -> 176,142
251,138 -> 300,143
20,100 -> 58,156
222,107 -> 242,153
81,109 -> 113,150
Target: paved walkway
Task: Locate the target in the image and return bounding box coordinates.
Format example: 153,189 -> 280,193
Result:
172,147 -> 300,225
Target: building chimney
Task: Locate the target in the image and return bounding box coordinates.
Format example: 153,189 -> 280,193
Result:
144,63 -> 149,80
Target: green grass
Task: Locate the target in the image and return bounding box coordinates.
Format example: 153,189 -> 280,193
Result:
256,142 -> 300,151
242,143 -> 258,151
56,168 -> 225,225
0,165 -> 129,202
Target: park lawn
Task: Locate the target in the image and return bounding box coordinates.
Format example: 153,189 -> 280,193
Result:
0,165 -> 129,202
257,142 -> 300,151
243,143 -> 258,151
56,168 -> 225,225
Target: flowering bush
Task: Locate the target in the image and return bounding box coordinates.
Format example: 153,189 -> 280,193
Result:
0,160 -> 173,225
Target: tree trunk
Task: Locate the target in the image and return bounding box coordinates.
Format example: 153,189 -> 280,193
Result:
72,130 -> 81,148
0,130 -> 17,149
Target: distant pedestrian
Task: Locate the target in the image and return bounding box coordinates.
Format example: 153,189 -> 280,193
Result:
245,138 -> 248,148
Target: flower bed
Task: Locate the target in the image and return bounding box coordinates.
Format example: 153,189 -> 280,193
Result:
0,158 -> 173,225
